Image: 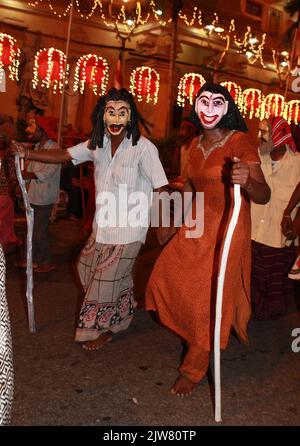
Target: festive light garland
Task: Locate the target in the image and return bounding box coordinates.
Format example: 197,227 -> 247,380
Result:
221,81 -> 244,112
178,6 -> 202,27
129,66 -> 160,104
32,47 -> 69,94
177,73 -> 206,107
73,54 -> 109,95
26,2 -> 271,68
3,24 -> 298,123
261,93 -> 285,119
283,100 -> 300,125
0,33 -> 20,83
242,88 -> 264,119
233,26 -> 266,68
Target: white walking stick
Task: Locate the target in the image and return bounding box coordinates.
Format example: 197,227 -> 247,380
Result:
14,150 -> 36,333
214,183 -> 241,422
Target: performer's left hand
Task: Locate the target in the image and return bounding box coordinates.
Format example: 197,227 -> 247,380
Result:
231,156 -> 250,188
10,141 -> 26,158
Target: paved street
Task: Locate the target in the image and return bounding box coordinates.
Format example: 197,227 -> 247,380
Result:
4,216 -> 300,426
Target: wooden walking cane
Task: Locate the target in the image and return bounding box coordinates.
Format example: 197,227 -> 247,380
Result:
14,150 -> 36,333
214,182 -> 241,422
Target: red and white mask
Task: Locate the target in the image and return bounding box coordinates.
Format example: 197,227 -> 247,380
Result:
104,100 -> 131,136
195,92 -> 228,129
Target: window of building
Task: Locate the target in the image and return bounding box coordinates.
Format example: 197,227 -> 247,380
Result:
242,0 -> 263,21
268,8 -> 281,37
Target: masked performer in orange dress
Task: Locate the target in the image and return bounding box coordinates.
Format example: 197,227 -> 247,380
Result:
146,83 -> 270,397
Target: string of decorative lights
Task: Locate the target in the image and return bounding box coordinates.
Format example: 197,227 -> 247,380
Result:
177,73 -> 206,107
261,93 -> 285,120
272,49 -> 290,91
129,66 -> 160,104
178,6 -> 202,27
26,2 -> 271,68
221,81 -> 244,112
135,1 -> 151,26
0,33 -> 20,83
3,32 -> 299,123
233,26 -> 266,68
73,54 -> 109,95
75,0 -> 102,20
32,47 -> 69,94
242,88 -> 264,119
283,99 -> 300,125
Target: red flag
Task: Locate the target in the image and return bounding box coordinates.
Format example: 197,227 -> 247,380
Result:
113,54 -> 123,90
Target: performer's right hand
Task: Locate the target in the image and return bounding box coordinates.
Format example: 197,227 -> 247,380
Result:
10,141 -> 26,158
281,214 -> 294,239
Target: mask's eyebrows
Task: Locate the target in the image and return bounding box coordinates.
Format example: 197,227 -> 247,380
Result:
198,94 -> 211,101
104,105 -> 116,113
117,106 -> 130,113
212,95 -> 226,102
105,105 -> 130,113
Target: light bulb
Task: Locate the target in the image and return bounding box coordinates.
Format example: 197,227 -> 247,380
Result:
249,37 -> 258,45
246,51 -> 254,59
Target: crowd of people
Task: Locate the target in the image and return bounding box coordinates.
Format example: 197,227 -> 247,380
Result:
0,83 -> 300,423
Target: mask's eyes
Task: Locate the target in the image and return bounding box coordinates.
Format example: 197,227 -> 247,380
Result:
199,98 -> 209,107
213,100 -> 225,107
118,110 -> 128,118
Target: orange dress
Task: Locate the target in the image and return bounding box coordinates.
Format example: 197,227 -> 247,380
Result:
146,131 -> 260,351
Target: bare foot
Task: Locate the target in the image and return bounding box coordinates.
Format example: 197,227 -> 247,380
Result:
82,332 -> 112,351
170,374 -> 197,397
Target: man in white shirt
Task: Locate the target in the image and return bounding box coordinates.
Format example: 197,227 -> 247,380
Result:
13,88 -> 168,350
251,117 -> 300,319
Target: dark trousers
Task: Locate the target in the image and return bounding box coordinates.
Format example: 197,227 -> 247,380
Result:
31,204 -> 53,265
251,240 -> 295,320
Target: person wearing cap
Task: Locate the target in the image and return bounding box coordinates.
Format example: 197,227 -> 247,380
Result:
16,115 -> 61,273
251,117 -> 300,320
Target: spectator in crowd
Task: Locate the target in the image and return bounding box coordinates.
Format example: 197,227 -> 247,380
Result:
16,116 -> 61,273
251,117 -> 300,319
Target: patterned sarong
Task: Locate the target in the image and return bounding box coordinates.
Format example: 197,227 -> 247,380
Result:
251,241 -> 295,320
0,195 -> 17,252
75,235 -> 142,342
0,245 -> 14,425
